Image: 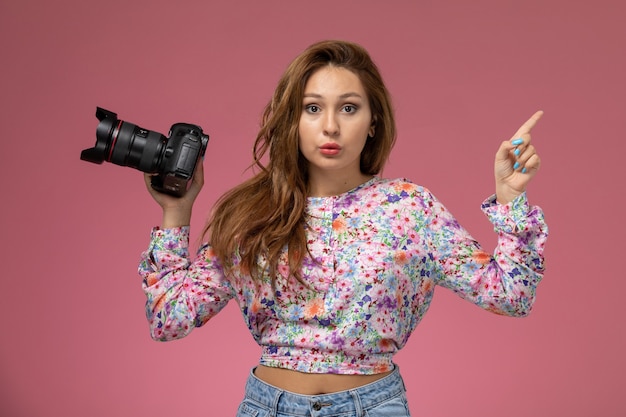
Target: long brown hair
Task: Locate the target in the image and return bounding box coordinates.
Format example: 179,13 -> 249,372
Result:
204,40 -> 396,282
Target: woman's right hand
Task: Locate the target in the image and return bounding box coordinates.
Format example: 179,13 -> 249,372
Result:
144,161 -> 205,229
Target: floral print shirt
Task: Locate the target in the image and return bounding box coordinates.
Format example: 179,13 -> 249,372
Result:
139,177 -> 548,375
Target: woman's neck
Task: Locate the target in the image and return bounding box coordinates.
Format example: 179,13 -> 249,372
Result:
307,172 -> 374,197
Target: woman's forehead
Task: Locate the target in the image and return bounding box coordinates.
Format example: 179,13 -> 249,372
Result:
303,66 -> 366,98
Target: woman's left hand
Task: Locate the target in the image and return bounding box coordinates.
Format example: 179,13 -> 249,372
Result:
494,110 -> 543,204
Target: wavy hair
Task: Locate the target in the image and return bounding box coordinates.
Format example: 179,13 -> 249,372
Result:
204,40 -> 396,283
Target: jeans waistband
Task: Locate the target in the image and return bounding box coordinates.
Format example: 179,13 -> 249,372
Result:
242,365 -> 406,416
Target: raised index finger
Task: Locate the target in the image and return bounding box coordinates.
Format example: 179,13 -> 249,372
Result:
513,110 -> 544,138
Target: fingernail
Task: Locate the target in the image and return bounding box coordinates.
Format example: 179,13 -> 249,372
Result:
513,161 -> 520,170
512,138 -> 524,146
514,148 -> 521,156
522,167 -> 527,174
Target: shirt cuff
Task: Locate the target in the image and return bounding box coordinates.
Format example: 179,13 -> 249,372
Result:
481,192 -> 530,234
149,226 -> 191,257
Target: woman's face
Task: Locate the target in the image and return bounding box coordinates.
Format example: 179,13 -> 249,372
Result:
298,66 -> 374,185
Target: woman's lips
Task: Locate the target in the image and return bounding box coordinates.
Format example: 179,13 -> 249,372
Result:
320,143 -> 341,156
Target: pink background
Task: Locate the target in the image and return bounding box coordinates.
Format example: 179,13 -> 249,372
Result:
1,1 -> 624,416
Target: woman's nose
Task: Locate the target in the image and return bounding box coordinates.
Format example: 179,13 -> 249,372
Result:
323,113 -> 339,136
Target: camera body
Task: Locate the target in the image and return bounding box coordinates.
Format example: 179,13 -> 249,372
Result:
81,107 -> 209,197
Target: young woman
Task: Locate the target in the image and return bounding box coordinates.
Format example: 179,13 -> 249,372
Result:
140,40 -> 548,416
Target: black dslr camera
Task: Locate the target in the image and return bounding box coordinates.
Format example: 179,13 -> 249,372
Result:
81,107 -> 209,197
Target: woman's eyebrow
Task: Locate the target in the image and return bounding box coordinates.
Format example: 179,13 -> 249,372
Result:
303,92 -> 363,99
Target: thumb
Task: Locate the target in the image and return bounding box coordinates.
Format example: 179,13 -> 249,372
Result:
185,160 -> 205,199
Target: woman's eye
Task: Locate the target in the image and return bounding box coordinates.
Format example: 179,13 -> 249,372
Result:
305,105 -> 320,113
342,105 -> 357,113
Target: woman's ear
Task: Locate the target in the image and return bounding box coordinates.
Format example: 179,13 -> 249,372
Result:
369,117 -> 377,137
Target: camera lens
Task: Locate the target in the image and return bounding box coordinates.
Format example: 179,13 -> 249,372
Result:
107,121 -> 165,173
81,107 -> 166,174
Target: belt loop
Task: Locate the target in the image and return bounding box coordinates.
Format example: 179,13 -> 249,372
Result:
269,390 -> 283,417
396,365 -> 407,392
349,390 -> 364,417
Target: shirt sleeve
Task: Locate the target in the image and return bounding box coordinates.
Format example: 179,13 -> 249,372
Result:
424,191 -> 548,317
138,226 -> 235,341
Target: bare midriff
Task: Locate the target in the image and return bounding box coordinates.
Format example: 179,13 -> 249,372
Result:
254,365 -> 393,395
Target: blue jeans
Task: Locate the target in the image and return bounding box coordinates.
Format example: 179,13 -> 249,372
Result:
236,365 -> 411,417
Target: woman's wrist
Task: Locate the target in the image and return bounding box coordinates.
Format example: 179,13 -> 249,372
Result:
495,184 -> 524,205
161,208 -> 192,229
